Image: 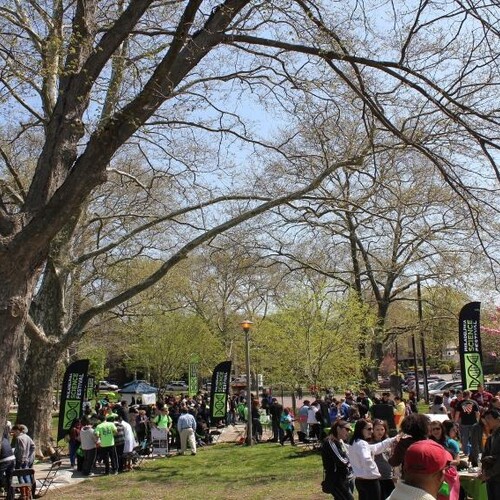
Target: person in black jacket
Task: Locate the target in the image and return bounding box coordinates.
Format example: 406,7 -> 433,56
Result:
0,422 -> 15,493
268,398 -> 283,442
321,420 -> 354,500
480,409 -> 500,500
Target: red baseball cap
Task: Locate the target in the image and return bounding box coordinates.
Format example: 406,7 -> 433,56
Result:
404,440 -> 452,474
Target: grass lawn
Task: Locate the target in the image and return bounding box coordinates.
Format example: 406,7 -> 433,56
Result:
44,443 -> 334,500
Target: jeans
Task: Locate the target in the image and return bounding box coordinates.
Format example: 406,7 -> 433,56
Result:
69,440 -> 79,466
459,424 -> 474,454
14,461 -> 33,484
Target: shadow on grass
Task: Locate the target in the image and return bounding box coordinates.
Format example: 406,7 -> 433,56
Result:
284,445 -> 322,460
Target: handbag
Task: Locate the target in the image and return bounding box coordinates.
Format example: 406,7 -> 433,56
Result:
321,469 -> 331,493
321,480 -> 331,494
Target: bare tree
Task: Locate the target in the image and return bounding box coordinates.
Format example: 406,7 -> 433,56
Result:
1,0 -> 500,443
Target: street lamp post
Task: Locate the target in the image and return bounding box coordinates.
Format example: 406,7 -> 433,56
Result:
241,320 -> 253,446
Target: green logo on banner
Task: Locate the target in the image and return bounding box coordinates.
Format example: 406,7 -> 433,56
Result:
63,399 -> 81,429
464,353 -> 483,390
213,393 -> 227,418
188,362 -> 198,397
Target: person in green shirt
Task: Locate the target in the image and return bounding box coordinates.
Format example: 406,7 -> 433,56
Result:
152,406 -> 172,432
95,415 -> 118,475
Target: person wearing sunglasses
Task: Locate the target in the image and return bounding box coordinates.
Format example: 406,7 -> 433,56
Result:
429,421 -> 446,447
348,418 -> 399,500
321,420 -> 354,500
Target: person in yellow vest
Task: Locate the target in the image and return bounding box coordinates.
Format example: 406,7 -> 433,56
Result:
393,396 -> 406,431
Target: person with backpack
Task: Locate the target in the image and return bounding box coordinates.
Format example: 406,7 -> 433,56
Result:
356,391 -> 373,418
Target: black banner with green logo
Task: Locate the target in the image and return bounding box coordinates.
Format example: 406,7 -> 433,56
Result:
188,355 -> 199,397
459,302 -> 484,391
57,359 -> 89,441
209,361 -> 231,421
86,375 -> 95,401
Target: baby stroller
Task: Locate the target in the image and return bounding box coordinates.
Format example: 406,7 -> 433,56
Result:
137,438 -> 153,457
128,438 -> 153,469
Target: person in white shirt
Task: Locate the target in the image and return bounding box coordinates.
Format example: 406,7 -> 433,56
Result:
348,418 -> 398,500
306,402 -> 321,440
79,417 -> 98,476
387,439 -> 452,500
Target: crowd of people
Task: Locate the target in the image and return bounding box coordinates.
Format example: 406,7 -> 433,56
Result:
0,391 -> 217,493
2,383 -> 500,499
317,385 -> 500,500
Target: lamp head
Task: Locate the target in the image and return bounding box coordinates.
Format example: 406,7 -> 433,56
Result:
241,320 -> 253,332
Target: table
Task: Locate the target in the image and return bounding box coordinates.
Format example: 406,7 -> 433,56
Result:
459,472 -> 488,500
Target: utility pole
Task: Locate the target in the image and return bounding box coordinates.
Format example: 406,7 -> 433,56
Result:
417,275 -> 429,403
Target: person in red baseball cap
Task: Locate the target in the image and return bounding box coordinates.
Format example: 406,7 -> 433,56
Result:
387,440 -> 453,500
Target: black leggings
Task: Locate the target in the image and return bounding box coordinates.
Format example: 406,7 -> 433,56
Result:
379,478 -> 395,499
355,478 -> 381,500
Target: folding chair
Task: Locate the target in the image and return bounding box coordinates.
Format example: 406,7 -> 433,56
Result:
8,468 -> 36,500
33,460 -> 62,498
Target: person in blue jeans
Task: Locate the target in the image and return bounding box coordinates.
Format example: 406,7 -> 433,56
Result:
453,390 -> 479,456
68,418 -> 82,468
11,425 -> 35,484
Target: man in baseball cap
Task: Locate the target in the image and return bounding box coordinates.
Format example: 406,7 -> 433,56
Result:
387,440 -> 453,499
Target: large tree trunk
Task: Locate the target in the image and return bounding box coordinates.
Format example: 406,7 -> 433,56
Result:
0,271 -> 37,440
17,338 -> 63,456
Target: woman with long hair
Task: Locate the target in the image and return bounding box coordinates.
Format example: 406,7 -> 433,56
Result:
371,419 -> 395,499
68,418 -> 82,469
430,395 -> 447,415
429,420 -> 447,446
348,418 -> 398,500
321,420 -> 354,500
442,420 -> 461,459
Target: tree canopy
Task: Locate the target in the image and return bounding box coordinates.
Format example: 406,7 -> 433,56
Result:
1,0 -> 500,440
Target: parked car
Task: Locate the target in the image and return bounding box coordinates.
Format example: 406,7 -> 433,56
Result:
165,380 -> 188,391
404,376 -> 444,393
484,381 -> 500,395
428,381 -> 462,396
98,380 -> 119,391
